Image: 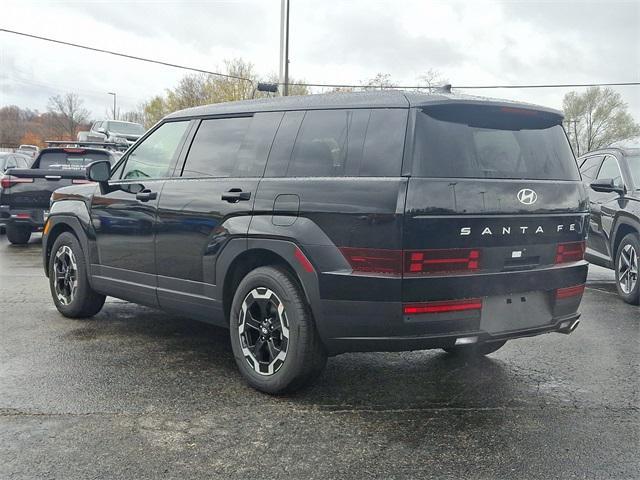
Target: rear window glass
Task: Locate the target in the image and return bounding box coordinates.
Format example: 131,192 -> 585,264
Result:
412,105 -> 579,180
38,151 -> 111,169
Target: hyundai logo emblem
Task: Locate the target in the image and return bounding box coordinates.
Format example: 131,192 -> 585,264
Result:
517,188 -> 538,205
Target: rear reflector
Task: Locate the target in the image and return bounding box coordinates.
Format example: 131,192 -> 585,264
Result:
405,248 -> 480,274
339,247 -> 402,275
556,284 -> 585,299
294,247 -> 314,273
0,175 -> 34,189
555,241 -> 585,264
403,298 -> 483,315
13,213 -> 31,219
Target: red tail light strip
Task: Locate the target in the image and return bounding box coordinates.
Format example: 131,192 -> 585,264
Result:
404,298 -> 483,315
294,247 -> 315,273
405,248 -> 480,274
339,247 -> 482,276
0,176 -> 34,189
556,284 -> 585,299
338,247 -> 402,275
555,241 -> 585,264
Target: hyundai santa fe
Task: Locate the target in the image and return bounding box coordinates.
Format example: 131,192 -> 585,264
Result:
42,91 -> 588,393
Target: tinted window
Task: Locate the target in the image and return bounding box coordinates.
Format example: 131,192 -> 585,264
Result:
412,105 -> 579,180
182,113 -> 281,178
626,155 -> 640,188
597,155 -> 623,187
264,111 -> 305,177
39,151 -> 111,169
579,155 -> 604,181
120,121 -> 189,180
269,108 -> 406,178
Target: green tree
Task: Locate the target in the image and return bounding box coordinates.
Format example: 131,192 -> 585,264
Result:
562,87 -> 640,156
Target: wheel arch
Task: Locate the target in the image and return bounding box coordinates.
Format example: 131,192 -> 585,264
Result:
217,238 -> 324,336
612,216 -> 640,261
43,216 -> 90,278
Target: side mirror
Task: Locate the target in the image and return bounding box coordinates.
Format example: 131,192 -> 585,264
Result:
86,160 -> 111,183
590,178 -> 625,195
96,127 -> 106,134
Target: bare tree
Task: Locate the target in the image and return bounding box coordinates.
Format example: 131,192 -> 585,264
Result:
562,87 -> 640,156
47,93 -> 90,139
416,69 -> 448,93
362,73 -> 396,90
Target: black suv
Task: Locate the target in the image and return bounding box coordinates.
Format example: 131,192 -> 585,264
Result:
578,147 -> 640,304
42,91 -> 588,393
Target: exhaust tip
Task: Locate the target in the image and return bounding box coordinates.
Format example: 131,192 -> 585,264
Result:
569,319 -> 580,332
558,319 -> 580,334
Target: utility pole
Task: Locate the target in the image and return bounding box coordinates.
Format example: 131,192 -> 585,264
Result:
279,0 -> 290,96
107,92 -> 117,120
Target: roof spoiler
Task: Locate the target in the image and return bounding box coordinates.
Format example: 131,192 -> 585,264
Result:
45,140 -> 126,151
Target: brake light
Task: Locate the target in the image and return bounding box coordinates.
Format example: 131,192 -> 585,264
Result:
0,175 -> 34,189
556,284 -> 585,299
555,241 -> 585,264
63,148 -> 86,153
500,106 -> 538,116
339,247 -> 402,275
403,298 -> 483,315
72,179 -> 92,184
13,213 -> 30,219
405,248 -> 480,274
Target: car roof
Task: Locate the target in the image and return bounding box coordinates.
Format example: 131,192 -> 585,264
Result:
165,90 -> 563,120
577,147 -> 640,159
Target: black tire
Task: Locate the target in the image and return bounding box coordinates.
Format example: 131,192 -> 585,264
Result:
48,232 -> 106,318
6,224 -> 31,245
443,340 -> 507,357
614,233 -> 640,305
229,266 -> 327,394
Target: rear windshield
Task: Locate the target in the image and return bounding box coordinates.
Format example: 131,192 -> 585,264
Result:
107,122 -> 145,135
38,151 -> 111,169
412,105 -> 579,180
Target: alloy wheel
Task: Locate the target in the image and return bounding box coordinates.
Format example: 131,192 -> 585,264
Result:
53,245 -> 78,305
238,287 -> 289,376
618,244 -> 638,294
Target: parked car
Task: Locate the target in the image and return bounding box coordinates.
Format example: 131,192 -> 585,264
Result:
578,147 -> 640,304
42,91 -> 588,393
89,120 -> 145,147
16,144 -> 39,159
0,146 -> 119,244
0,152 -> 32,233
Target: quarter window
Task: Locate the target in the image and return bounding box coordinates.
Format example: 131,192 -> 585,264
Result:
579,155 -> 604,182
120,121 -> 189,180
597,155 -> 623,187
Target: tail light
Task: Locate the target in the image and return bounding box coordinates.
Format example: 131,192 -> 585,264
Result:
405,248 -> 480,274
0,175 -> 34,189
339,247 -> 402,275
555,241 -> 585,264
403,298 -> 483,315
339,247 -> 482,275
72,179 -> 92,184
556,284 -> 585,299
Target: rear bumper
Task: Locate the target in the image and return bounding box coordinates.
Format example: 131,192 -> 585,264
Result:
316,261 -> 588,354
0,205 -> 46,230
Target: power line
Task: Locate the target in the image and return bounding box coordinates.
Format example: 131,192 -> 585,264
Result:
2,27 -> 638,91
0,28 -> 254,84
285,81 -> 640,90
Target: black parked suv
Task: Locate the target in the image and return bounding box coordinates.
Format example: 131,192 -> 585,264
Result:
578,147 -> 640,304
42,91 -> 588,393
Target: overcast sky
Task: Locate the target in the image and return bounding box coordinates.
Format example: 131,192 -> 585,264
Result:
1,0 -> 639,121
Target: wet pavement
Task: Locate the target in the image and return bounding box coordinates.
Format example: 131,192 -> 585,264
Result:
1,234 -> 638,479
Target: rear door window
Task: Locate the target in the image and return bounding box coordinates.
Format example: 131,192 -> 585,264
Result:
412,105 -> 579,180
266,108 -> 406,177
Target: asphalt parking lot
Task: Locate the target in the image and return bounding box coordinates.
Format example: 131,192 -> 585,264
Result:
0,234 -> 638,480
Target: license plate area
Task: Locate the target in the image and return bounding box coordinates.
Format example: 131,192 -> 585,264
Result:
481,291 -> 552,334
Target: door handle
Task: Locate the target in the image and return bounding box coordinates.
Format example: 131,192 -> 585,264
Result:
136,189 -> 157,202
221,189 -> 251,203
